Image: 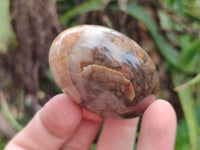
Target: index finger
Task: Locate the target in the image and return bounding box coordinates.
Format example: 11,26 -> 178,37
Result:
5,94 -> 82,150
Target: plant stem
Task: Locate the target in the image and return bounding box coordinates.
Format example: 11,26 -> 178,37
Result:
171,70 -> 198,150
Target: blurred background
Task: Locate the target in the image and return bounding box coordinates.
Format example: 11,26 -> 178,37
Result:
0,0 -> 200,149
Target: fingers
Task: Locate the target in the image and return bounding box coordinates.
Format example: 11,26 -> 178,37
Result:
5,94 -> 82,150
5,94 -> 177,150
60,109 -> 103,150
96,117 -> 139,150
136,100 -> 177,150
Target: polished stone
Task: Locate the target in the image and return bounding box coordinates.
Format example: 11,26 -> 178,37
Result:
49,25 -> 159,119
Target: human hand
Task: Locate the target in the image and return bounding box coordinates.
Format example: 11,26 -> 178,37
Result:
5,94 -> 177,150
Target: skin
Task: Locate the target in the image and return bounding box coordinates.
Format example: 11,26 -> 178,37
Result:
5,94 -> 177,150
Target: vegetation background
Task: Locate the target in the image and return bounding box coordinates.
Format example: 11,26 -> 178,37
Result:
0,0 -> 200,149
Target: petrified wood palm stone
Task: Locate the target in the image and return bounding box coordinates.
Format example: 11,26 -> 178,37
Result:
49,25 -> 159,119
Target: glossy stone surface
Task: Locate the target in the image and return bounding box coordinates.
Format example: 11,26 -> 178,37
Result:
49,25 -> 159,119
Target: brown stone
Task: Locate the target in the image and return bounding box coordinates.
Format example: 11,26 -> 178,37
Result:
49,25 -> 159,119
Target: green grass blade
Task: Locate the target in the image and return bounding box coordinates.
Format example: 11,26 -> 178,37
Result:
177,0 -> 184,16
0,0 -> 15,53
59,0 -> 102,24
90,144 -> 96,150
124,2 -> 180,69
46,69 -> 62,93
179,39 -> 200,73
171,70 -> 198,150
174,73 -> 200,91
175,119 -> 190,150
0,92 -> 22,131
0,137 -> 7,150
